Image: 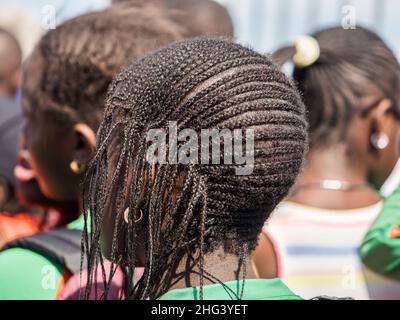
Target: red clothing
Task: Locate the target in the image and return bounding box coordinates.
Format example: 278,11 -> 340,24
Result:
0,212 -> 43,247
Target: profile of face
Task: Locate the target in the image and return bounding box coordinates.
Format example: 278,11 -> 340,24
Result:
14,131 -> 76,211
0,177 -> 11,210
20,53 -> 96,203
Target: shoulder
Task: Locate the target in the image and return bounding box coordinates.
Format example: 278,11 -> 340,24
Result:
0,248 -> 64,299
267,201 -> 305,224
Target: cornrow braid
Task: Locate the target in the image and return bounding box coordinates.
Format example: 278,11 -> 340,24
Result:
83,38 -> 308,300
273,26 -> 400,148
23,4 -> 186,131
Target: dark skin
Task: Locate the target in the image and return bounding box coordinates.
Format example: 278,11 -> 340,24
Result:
100,130 -> 258,292
170,247 -> 258,290
0,31 -> 21,98
21,52 -> 96,210
14,131 -> 79,226
0,32 -> 21,210
253,97 -> 400,278
0,177 -> 15,212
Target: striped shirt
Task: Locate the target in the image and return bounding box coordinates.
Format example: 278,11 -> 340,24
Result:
264,201 -> 400,300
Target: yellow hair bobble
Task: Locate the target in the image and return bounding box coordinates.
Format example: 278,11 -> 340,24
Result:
293,35 -> 320,68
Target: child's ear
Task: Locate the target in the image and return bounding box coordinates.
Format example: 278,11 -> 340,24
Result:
70,123 -> 96,174
368,99 -> 393,152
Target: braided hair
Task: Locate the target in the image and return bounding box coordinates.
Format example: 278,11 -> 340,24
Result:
274,26 -> 400,148
83,38 -> 308,299
23,5 -> 186,131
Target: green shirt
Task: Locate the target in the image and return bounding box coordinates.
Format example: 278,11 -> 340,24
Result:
0,215 -> 85,300
361,186 -> 400,281
158,278 -> 303,300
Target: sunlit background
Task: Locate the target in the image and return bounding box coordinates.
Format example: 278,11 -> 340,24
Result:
0,0 -> 399,58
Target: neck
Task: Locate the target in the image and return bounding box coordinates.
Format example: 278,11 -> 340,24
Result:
167,246 -> 258,292
290,144 -> 380,209
45,201 -> 80,228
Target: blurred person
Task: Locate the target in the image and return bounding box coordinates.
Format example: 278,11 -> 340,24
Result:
14,134 -> 80,227
0,108 -> 20,209
0,28 -> 22,201
83,38 -> 308,300
253,26 -> 400,299
0,104 -> 51,248
0,6 -> 42,61
0,4 -> 186,300
162,0 -> 234,38
113,0 -> 234,38
361,186 -> 400,281
0,27 -> 22,99
0,28 -> 43,246
0,97 -> 40,246
0,26 -> 77,247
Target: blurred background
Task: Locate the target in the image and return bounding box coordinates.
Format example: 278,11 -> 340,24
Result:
222,0 -> 400,56
0,0 -> 399,60
2,0 -> 399,194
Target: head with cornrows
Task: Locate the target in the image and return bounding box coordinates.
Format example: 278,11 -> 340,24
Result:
83,38 -> 308,300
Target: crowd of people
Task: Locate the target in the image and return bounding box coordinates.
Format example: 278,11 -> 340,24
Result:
0,0 -> 399,300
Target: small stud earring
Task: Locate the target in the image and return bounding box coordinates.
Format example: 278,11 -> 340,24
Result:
69,160 -> 86,174
123,207 -> 143,224
370,133 -> 389,150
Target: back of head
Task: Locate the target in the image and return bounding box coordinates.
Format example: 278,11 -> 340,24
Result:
85,38 -> 308,299
0,27 -> 22,98
164,0 -> 234,37
25,4 -> 186,131
274,26 -> 400,148
113,0 -> 234,38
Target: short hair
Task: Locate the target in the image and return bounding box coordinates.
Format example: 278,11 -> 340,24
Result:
23,4 -> 186,131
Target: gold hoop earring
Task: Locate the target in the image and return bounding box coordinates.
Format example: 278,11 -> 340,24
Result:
69,160 -> 86,174
135,209 -> 143,223
123,207 -> 143,224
